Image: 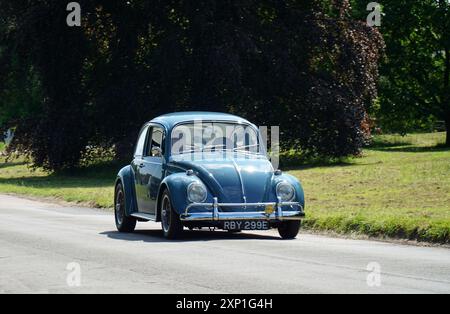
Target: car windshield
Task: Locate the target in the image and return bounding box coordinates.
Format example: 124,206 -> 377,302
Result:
171,122 -> 264,156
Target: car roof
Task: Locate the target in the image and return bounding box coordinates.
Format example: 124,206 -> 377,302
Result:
149,112 -> 255,130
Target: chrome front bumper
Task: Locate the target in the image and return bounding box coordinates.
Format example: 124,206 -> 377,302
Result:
180,197 -> 305,222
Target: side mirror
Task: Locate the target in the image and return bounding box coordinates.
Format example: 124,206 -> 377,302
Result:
151,146 -> 163,157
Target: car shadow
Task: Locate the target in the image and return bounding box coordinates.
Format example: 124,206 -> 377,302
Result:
100,228 -> 282,243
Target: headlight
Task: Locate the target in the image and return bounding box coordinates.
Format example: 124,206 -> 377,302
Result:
276,182 -> 295,202
187,182 -> 207,203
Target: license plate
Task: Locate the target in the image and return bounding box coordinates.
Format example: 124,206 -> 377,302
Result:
223,221 -> 270,231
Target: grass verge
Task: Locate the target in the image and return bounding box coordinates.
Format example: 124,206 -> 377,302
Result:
0,133 -> 449,243
289,133 -> 450,243
0,159 -> 119,208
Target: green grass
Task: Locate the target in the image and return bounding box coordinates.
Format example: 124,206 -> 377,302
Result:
288,132 -> 450,243
0,133 -> 449,243
0,158 -> 118,208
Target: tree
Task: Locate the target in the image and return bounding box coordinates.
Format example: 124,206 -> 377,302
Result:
353,0 -> 450,145
1,0 -> 384,170
1,1 -> 94,169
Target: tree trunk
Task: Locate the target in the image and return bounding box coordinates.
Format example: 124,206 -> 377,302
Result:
444,45 -> 449,146
446,117 -> 450,147
115,139 -> 135,162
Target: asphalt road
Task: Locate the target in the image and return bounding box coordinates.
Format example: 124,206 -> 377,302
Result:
0,194 -> 449,294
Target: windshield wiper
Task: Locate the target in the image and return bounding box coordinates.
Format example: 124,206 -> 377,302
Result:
233,144 -> 259,151
179,144 -> 228,154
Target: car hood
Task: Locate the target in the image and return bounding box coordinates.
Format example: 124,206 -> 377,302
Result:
169,152 -> 275,203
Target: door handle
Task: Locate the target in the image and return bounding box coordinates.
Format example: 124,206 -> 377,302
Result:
139,163 -> 145,168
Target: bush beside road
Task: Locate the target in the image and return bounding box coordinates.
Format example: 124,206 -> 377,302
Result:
0,133 -> 449,243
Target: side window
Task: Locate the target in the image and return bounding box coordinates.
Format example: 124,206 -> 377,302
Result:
146,126 -> 165,157
134,126 -> 150,157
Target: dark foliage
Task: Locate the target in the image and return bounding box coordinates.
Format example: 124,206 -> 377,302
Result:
0,0 -> 384,170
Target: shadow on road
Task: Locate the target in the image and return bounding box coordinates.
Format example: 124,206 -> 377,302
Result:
100,229 -> 282,243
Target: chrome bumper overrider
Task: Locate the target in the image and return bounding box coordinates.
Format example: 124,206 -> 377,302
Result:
180,197 -> 305,222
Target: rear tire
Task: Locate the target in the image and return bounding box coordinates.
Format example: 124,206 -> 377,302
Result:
278,221 -> 301,239
115,183 -> 136,233
160,190 -> 184,239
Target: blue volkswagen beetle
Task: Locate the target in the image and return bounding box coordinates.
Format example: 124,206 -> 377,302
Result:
114,112 -> 305,239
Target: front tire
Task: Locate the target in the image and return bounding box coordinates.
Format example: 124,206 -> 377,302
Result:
115,183 -> 136,233
160,190 -> 184,239
278,221 -> 301,239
